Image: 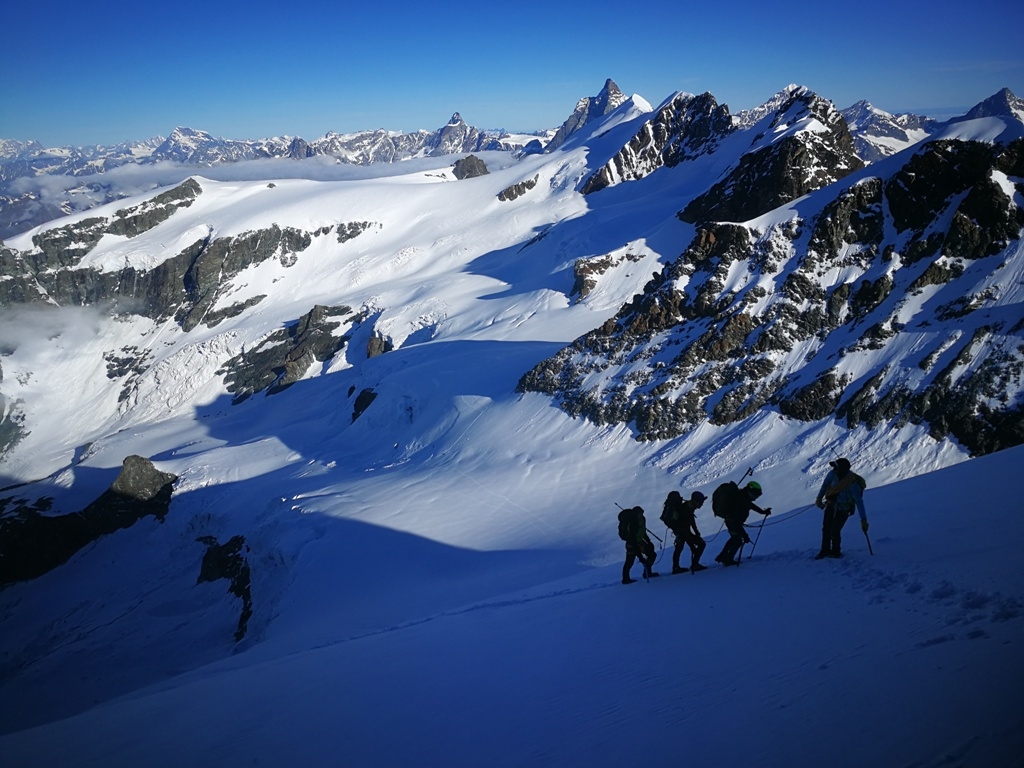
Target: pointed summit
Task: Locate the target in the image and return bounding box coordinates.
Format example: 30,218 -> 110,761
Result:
546,79 -> 629,152
962,87 -> 1024,121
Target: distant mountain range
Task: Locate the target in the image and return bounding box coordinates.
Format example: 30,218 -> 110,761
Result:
3,83 -> 1021,242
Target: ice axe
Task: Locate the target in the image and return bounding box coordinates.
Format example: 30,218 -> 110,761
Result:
864,525 -> 875,555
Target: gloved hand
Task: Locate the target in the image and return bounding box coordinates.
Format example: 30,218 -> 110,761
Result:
763,507 -> 772,515
742,533 -> 752,544
815,498 -> 824,509
861,519 -> 869,533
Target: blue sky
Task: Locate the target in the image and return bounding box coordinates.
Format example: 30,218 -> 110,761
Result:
3,0 -> 1022,147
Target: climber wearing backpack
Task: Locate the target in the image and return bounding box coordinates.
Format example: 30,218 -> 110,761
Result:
814,457 -> 868,559
619,506 -> 658,584
661,490 -> 708,574
712,480 -> 771,567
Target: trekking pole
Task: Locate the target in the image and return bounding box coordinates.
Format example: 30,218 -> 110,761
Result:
746,513 -> 769,560
864,528 -> 875,555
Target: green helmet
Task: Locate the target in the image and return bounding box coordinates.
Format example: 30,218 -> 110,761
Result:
746,481 -> 762,497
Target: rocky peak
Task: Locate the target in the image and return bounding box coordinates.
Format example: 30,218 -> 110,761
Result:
840,100 -> 937,163
580,91 -> 733,194
961,87 -> 1024,121
679,88 -> 863,224
545,79 -> 629,152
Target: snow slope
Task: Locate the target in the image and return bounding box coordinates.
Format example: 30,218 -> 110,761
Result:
2,444 -> 1022,767
1,94 -> 1022,767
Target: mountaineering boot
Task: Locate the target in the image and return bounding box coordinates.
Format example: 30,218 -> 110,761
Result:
690,563 -> 708,573
814,551 -> 829,560
720,558 -> 740,567
830,550 -> 843,558
672,565 -> 689,574
622,577 -> 637,584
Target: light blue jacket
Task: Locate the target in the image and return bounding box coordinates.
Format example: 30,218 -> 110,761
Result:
817,470 -> 867,521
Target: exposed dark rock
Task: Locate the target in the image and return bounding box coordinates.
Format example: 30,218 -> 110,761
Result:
105,178 -> 202,238
885,140 -> 995,234
367,334 -> 394,359
571,251 -> 645,299
808,178 -> 884,263
196,534 -> 252,642
519,125 -> 1024,454
352,388 -> 377,422
0,455 -> 177,585
203,295 -> 268,328
777,370 -> 851,421
452,154 -> 489,180
337,221 -> 379,243
217,304 -> 353,403
582,92 -> 733,194
177,225 -> 313,331
0,393 -> 27,456
680,90 -> 863,224
546,79 -> 628,153
498,175 -> 539,202
28,217 -> 108,271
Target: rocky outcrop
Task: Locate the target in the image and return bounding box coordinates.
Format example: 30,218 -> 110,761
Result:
352,388 -> 378,422
519,135 -> 1024,456
498,175 -> 538,202
571,251 -> 646,299
545,79 -> 629,153
452,154 -> 489,180
0,455 -> 177,585
196,535 -> 252,642
581,92 -> 733,194
217,304 -> 355,403
0,185 -> 379,336
680,88 -> 863,224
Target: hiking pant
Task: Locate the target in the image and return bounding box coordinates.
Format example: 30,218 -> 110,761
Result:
821,502 -> 852,556
673,532 -> 706,569
623,541 -> 656,581
718,519 -> 748,563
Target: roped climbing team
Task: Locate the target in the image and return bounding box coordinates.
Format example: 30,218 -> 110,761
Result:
620,457 -> 870,584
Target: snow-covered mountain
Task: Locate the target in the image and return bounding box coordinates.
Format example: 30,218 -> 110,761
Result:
0,114 -> 537,241
0,81 -> 1022,766
840,100 -> 938,163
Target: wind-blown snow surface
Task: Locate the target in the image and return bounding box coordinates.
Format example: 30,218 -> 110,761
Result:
1,106 -> 1022,766
2,446 -> 1023,767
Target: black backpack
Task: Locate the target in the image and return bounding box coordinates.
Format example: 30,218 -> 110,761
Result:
660,495 -> 682,531
617,508 -> 638,541
712,482 -> 741,519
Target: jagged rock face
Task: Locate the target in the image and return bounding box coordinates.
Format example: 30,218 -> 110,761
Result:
518,137 -> 1024,456
545,79 -> 628,153
196,535 -> 252,641
0,455 -> 177,585
680,90 -> 865,224
452,154 -> 489,179
498,175 -> 539,202
581,92 -> 733,194
217,305 -> 355,404
960,87 -> 1024,121
0,179 -> 379,335
571,251 -> 646,299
